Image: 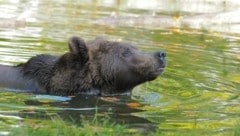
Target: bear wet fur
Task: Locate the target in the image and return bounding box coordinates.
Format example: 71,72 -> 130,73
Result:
1,36 -> 166,96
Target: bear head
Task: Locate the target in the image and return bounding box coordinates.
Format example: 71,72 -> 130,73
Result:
66,36 -> 166,96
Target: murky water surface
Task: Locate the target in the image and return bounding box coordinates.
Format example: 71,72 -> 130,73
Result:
0,0 -> 240,135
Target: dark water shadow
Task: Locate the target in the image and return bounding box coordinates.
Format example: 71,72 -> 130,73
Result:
23,94 -> 157,133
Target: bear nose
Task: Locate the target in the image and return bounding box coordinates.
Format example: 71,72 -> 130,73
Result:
158,51 -> 166,58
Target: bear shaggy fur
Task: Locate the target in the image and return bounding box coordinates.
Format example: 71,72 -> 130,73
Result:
0,36 -> 166,96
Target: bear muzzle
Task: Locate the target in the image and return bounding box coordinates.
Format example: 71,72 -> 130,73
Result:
156,51 -> 166,68
144,51 -> 166,80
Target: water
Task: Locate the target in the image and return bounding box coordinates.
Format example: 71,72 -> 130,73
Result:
0,0 -> 240,135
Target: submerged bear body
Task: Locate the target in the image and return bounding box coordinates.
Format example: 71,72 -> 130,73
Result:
0,36 -> 166,96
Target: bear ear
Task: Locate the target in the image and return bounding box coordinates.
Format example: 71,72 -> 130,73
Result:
68,36 -> 87,54
68,36 -> 89,63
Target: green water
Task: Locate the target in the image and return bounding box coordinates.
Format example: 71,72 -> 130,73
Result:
0,0 -> 240,135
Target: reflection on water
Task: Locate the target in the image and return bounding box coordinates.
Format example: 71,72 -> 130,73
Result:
0,0 -> 240,135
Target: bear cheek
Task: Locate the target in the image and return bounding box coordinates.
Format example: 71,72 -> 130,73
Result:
115,68 -> 142,88
117,62 -> 148,83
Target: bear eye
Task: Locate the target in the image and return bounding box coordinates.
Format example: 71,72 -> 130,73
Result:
122,48 -> 132,57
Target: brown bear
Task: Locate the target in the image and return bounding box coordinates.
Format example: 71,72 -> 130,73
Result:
0,36 -> 166,96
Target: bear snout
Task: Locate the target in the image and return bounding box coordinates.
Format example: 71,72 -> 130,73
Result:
155,51 -> 166,68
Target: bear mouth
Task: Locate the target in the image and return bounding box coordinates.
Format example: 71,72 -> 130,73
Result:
155,67 -> 165,75
156,67 -> 165,73
147,67 -> 165,80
